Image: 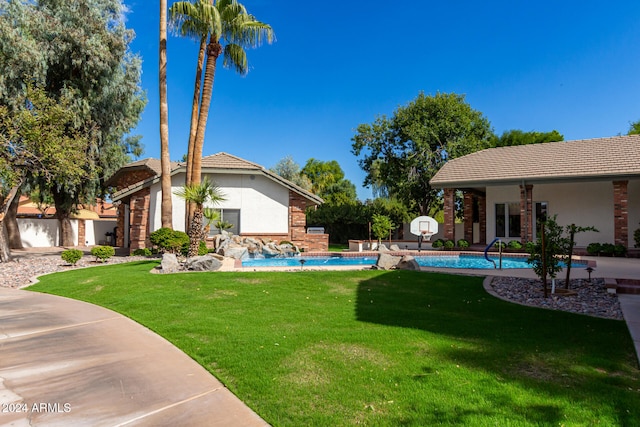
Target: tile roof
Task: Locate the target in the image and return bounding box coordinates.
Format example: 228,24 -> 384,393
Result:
430,134 -> 640,188
200,152 -> 263,170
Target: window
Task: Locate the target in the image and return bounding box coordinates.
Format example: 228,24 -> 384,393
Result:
207,209 -> 240,236
495,203 -> 521,238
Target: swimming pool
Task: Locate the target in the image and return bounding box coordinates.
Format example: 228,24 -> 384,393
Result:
241,254 -> 577,269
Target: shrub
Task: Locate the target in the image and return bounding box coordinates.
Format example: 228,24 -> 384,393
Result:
61,249 -> 83,266
600,243 -> 616,256
132,248 -> 153,257
524,241 -> 535,253
507,240 -> 523,250
431,239 -> 444,249
586,242 -> 602,256
494,240 -> 507,250
614,244 -> 627,257
150,228 -> 190,254
91,245 -> 115,262
635,225 -> 640,248
198,240 -> 209,256
456,239 -> 470,249
444,240 -> 455,250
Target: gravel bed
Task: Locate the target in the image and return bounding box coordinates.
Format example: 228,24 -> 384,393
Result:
489,277 -> 623,320
0,254 -> 624,320
0,254 -> 151,289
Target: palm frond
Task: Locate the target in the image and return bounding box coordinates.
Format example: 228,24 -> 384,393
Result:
173,177 -> 225,208
223,44 -> 247,74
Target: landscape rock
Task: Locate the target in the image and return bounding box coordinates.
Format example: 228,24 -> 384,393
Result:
160,253 -> 181,273
390,244 -> 401,251
397,255 -> 420,271
220,244 -> 249,260
185,255 -> 222,272
377,244 -> 389,252
376,253 -> 402,270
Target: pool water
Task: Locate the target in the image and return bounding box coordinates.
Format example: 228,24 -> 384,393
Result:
241,254 -> 577,269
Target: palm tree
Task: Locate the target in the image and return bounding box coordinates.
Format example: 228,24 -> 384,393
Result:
174,177 -> 225,257
169,0 -> 274,187
159,0 -> 173,228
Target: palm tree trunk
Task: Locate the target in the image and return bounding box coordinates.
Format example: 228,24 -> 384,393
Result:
159,0 -> 173,229
185,36 -> 206,231
190,37 -> 222,186
188,210 -> 204,257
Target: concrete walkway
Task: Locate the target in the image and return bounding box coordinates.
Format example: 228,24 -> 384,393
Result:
0,288 -> 268,427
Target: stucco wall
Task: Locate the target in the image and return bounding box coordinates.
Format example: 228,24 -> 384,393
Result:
149,173 -> 289,235
17,219 -> 116,247
485,181 -> 626,246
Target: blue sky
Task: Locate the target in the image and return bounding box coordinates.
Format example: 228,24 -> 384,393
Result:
124,1 -> 640,200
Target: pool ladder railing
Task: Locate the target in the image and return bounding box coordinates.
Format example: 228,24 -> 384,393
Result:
484,238 -> 503,270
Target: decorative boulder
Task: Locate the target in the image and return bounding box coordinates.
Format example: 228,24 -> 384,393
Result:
185,255 -> 223,272
262,243 -> 282,257
375,253 -> 402,270
397,255 -> 420,271
377,244 -> 389,252
220,244 -> 249,260
160,253 -> 181,273
390,244 -> 401,251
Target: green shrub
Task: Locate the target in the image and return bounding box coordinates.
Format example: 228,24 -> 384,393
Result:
600,243 -> 616,256
198,240 -> 209,256
132,248 -> 153,257
614,244 -> 627,257
524,241 -> 535,253
431,239 -> 444,249
494,240 -> 507,250
61,249 -> 83,266
91,245 -> 115,263
586,242 -> 602,256
507,240 -> 523,250
634,225 -> 640,248
456,239 -> 470,249
444,240 -> 455,250
150,228 -> 190,254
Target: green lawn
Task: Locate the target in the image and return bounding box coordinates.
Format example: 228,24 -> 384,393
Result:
29,261 -> 640,426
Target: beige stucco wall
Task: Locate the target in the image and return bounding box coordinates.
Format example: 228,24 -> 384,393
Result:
485,181 -> 621,247
148,172 -> 289,235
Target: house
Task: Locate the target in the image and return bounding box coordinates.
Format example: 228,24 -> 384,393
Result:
15,196 -> 117,247
429,135 -> 640,249
106,152 -> 328,253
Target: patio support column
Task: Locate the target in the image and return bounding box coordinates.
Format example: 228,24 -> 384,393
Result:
463,191 -> 474,243
478,192 -> 486,245
613,180 -> 629,247
443,188 -> 456,242
519,184 -> 533,243
129,188 -> 150,252
116,204 -> 125,247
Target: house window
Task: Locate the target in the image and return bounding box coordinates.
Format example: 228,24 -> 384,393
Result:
495,203 -> 521,238
207,209 -> 240,236
534,202 -> 548,236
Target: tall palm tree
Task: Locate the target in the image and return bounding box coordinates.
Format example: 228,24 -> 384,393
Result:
169,0 -> 274,187
159,0 -> 173,228
174,177 -> 225,257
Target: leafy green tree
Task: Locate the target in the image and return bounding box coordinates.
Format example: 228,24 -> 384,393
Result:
0,0 -> 146,246
371,214 -> 394,244
527,215 -> 567,297
301,158 -> 357,204
170,0 -> 274,187
0,84 -> 90,261
270,156 -> 312,190
352,92 -> 494,215
492,129 -> 564,147
627,119 -> 640,135
174,177 -> 225,257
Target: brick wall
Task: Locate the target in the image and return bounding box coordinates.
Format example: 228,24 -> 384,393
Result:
113,170 -> 155,190
463,192 -> 473,242
129,188 -> 151,250
519,184 -> 533,243
77,220 -> 86,247
443,188 -> 455,241
478,193 -> 486,245
613,180 -> 628,247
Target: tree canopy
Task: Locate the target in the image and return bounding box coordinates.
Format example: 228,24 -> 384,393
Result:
0,0 -> 145,245
352,92 -> 494,215
301,158 -> 357,205
628,119 -> 640,135
493,129 -> 564,146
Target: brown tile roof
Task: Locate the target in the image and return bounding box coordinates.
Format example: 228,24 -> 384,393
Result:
200,152 -> 263,170
430,134 -> 640,188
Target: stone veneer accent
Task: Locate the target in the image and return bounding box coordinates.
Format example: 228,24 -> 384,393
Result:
520,184 -> 533,243
443,188 -> 456,241
613,180 -> 628,247
77,220 -> 86,247
463,192 -> 473,243
129,187 -> 151,250
289,191 -> 328,252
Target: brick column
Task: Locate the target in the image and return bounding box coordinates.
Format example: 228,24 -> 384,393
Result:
77,220 -> 86,246
443,188 -> 456,241
129,188 -> 150,251
116,204 -> 125,247
463,192 -> 474,243
289,191 -> 308,249
519,184 -> 533,243
478,192 -> 486,245
613,180 -> 629,247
